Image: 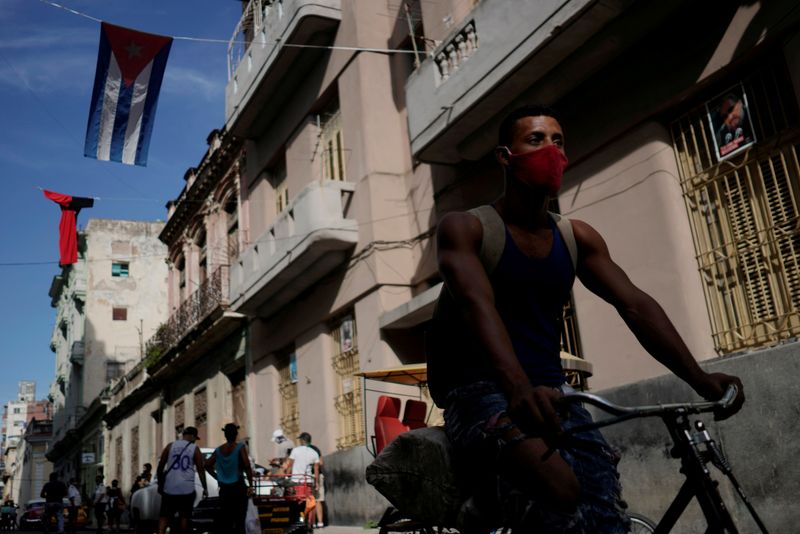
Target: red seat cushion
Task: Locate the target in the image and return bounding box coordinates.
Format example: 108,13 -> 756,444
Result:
375,396 -> 409,454
402,399 -> 428,430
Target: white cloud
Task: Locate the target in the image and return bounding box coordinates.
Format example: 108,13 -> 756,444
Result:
163,66 -> 223,101
0,26 -> 97,50
0,53 -> 93,93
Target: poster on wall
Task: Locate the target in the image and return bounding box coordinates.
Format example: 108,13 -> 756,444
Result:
340,316 -> 354,353
706,84 -> 757,161
289,352 -> 298,384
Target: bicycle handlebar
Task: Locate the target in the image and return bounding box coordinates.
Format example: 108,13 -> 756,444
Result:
561,384 -> 738,417
553,385 -> 738,437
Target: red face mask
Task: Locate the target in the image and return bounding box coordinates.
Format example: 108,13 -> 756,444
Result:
504,144 -> 568,196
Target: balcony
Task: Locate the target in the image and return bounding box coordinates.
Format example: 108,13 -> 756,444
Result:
226,0 -> 341,137
406,0 -> 679,163
145,265 -> 242,371
69,341 -> 84,365
230,180 -> 358,317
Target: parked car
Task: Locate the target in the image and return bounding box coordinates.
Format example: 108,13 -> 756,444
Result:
130,448 -> 220,533
17,499 -> 45,531
18,497 -> 89,531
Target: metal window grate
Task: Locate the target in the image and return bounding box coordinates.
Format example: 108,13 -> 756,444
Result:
277,351 -> 299,439
671,61 -> 800,353
331,315 -> 363,449
115,436 -> 123,482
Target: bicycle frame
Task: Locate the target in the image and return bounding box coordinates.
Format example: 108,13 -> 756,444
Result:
561,387 -> 768,534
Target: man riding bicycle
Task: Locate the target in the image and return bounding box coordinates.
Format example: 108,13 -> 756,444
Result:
426,104 -> 745,533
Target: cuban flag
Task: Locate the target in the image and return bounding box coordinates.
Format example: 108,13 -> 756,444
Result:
84,22 -> 173,166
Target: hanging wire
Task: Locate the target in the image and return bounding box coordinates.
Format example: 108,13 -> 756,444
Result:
36,0 -> 418,55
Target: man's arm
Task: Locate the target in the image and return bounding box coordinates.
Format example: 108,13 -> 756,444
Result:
283,458 -> 294,475
204,451 -> 217,480
572,219 -> 744,416
156,444 -> 170,483
193,447 -> 208,495
239,446 -> 255,493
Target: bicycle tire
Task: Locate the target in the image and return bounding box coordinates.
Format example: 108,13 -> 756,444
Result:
629,512 -> 657,533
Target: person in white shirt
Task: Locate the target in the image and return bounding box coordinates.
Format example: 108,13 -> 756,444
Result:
67,479 -> 81,534
284,433 -> 320,485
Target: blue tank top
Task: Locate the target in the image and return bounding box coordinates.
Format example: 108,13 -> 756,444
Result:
427,216 -> 575,406
214,442 -> 243,485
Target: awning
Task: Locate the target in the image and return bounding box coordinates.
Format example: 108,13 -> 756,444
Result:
356,364 -> 428,386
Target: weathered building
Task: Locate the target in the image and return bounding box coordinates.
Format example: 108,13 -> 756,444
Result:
11,419 -> 53,506
401,0 -> 800,530
104,131 -> 247,494
46,219 -> 167,494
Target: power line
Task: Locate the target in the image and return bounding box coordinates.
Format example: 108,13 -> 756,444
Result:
0,205 -> 436,267
36,0 -> 418,55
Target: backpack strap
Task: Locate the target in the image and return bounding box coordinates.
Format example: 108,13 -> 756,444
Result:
467,205 -> 506,275
549,211 -> 578,273
466,205 -> 578,275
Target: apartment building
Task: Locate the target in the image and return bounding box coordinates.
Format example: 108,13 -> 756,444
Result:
99,0 -> 800,528
104,131 -> 247,492
46,220 -> 167,492
1,382 -> 52,500
401,0 -> 800,529
9,419 -> 53,506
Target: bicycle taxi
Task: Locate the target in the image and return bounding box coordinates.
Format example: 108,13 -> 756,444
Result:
362,359 -> 768,533
360,354 -> 592,533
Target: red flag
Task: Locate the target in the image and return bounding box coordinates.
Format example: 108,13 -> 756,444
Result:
43,190 -> 95,265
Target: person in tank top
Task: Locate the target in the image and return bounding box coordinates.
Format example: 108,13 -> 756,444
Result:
205,423 -> 255,534
426,104 -> 745,533
156,426 -> 207,534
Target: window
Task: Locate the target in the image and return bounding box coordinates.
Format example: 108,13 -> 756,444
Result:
197,230 -> 207,286
331,314 -> 363,449
271,158 -> 289,215
106,360 -> 126,382
177,256 -> 186,302
115,436 -> 123,481
277,349 -> 299,439
319,108 -> 346,182
671,60 -> 800,353
194,387 -> 208,443
130,426 -> 139,483
111,262 -> 129,277
225,198 -> 240,261
174,400 -> 185,435
112,307 -> 127,321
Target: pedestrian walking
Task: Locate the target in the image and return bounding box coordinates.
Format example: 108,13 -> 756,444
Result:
93,475 -> 109,533
66,479 -> 81,534
41,471 -> 67,534
141,463 -> 153,484
156,426 -> 208,534
205,423 -> 255,534
106,480 -> 125,532
301,432 -> 326,529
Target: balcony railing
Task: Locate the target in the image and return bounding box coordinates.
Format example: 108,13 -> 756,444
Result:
145,265 -> 229,366
228,0 -> 272,80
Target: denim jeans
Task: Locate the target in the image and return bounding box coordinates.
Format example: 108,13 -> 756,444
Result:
44,502 -> 64,534
444,381 -> 630,533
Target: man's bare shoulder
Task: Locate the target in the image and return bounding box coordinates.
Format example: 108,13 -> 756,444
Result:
570,218 -> 605,249
437,210 -> 483,249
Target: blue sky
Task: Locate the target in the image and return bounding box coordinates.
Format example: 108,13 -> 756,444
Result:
0,0 -> 242,403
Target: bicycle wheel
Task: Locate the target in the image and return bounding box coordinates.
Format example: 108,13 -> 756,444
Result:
629,512 -> 657,533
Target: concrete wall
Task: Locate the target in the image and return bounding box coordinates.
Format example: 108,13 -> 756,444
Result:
324,445 -> 389,527
597,344 -> 800,533
84,220 -> 168,404
563,121 -> 716,390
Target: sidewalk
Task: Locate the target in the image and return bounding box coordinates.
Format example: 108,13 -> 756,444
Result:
316,527 -> 379,534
